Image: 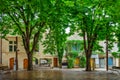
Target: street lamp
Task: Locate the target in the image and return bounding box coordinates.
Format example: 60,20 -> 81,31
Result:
15,36 -> 18,70
105,40 -> 108,71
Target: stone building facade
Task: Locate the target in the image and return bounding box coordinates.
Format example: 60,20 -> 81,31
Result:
0,36 -> 27,70
0,33 -> 120,70
0,35 -> 57,70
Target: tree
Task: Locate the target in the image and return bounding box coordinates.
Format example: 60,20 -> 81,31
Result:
66,40 -> 83,68
110,0 -> 120,67
42,0 -> 73,68
112,52 -> 120,58
71,0 -> 116,71
113,1 -> 120,53
43,18 -> 68,68
0,0 -> 52,70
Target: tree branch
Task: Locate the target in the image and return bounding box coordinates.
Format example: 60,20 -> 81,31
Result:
22,35 -> 27,53
30,22 -> 45,53
7,12 -> 25,37
29,21 -> 45,37
19,6 -> 27,25
30,30 -> 40,54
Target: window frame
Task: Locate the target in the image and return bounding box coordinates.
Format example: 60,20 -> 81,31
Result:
9,41 -> 17,52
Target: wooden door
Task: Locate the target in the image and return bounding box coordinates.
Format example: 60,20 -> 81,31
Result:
91,58 -> 95,70
9,58 -> 14,70
108,57 -> 113,67
54,58 -> 58,67
23,59 -> 28,69
74,58 -> 79,67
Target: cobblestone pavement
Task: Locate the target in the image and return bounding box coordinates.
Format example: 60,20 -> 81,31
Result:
0,68 -> 120,80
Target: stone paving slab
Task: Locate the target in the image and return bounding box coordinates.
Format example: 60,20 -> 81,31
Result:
0,69 -> 120,80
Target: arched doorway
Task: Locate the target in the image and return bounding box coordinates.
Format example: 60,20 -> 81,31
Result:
54,58 -> 58,67
35,58 -> 38,65
23,59 -> 28,69
39,58 -> 51,67
9,57 -> 14,70
33,57 -> 38,65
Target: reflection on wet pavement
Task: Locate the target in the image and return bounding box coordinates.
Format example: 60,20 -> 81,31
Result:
0,69 -> 120,80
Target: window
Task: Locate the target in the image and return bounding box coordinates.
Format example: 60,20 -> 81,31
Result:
9,41 -> 17,52
71,43 -> 80,52
9,41 -> 13,44
72,44 -> 77,51
9,45 -> 13,52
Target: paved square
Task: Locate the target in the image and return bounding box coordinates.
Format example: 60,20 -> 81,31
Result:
0,69 -> 120,80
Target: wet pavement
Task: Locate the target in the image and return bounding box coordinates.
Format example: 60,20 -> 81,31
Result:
0,68 -> 120,80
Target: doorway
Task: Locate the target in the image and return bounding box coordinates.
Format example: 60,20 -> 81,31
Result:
99,58 -> 105,68
108,57 -> 113,67
9,57 -> 14,70
54,58 -> 58,67
23,59 -> 28,69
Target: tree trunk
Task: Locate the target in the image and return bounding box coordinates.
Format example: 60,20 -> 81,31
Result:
58,50 -> 63,68
58,55 -> 62,68
86,52 -> 91,71
27,53 -> 33,71
59,62 -> 62,68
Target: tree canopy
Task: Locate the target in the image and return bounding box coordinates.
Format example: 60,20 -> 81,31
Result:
0,0 -> 52,70
68,0 -> 118,71
0,0 -> 120,71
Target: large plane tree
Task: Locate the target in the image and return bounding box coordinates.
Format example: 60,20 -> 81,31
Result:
70,0 -> 116,71
0,0 -> 52,70
42,0 -> 73,68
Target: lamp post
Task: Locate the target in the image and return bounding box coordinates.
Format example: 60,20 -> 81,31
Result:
106,37 -> 108,71
15,36 -> 18,70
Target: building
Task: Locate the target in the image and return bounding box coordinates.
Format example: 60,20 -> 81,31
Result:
0,33 -> 120,70
0,36 -> 27,70
0,34 -> 58,70
67,33 -> 120,69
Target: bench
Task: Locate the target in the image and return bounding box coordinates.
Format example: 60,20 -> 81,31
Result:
109,66 -> 120,75
0,64 -> 9,71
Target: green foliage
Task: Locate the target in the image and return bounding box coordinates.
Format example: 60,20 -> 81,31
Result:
0,0 -> 59,70
67,51 -> 78,58
67,51 -> 78,68
0,0 -> 119,71
92,41 -> 104,53
32,57 -> 36,62
112,52 -> 120,58
106,0 -> 120,54
42,0 -> 73,68
67,57 -> 74,68
69,0 -> 117,71
66,40 -> 83,53
0,0 -> 48,52
66,40 -> 83,45
79,56 -> 86,68
42,30 -> 56,55
114,1 -> 120,52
